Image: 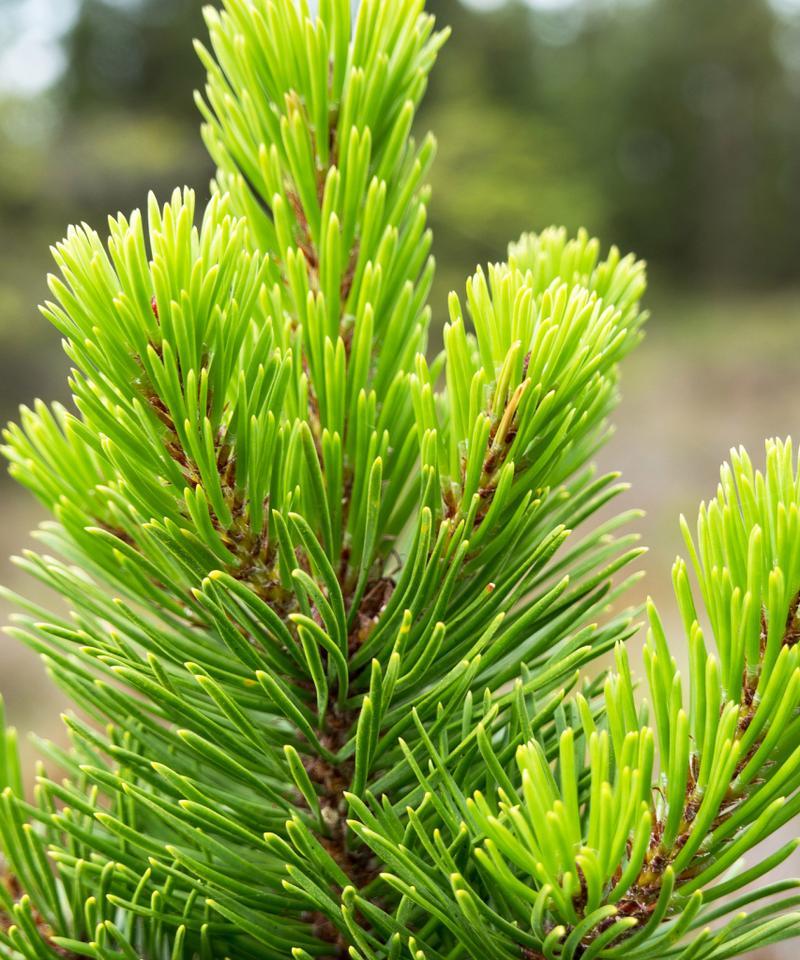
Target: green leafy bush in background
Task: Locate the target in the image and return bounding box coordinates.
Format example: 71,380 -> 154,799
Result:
0,2 -> 799,958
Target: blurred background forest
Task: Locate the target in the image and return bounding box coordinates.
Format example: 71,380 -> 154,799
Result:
1,1 -> 800,953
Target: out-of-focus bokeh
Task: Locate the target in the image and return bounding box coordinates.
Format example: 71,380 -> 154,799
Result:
0,1 -> 798,954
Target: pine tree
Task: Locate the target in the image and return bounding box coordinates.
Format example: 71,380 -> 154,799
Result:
0,2 -> 799,959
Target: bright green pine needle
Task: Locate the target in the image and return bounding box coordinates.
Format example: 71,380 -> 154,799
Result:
0,2 -> 796,960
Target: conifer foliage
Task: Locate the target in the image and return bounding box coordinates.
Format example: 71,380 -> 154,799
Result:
0,2 -> 798,959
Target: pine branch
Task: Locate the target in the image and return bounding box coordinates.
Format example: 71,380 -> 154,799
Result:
369,440 -> 800,959
0,2 -> 795,960
0,191 -> 645,958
